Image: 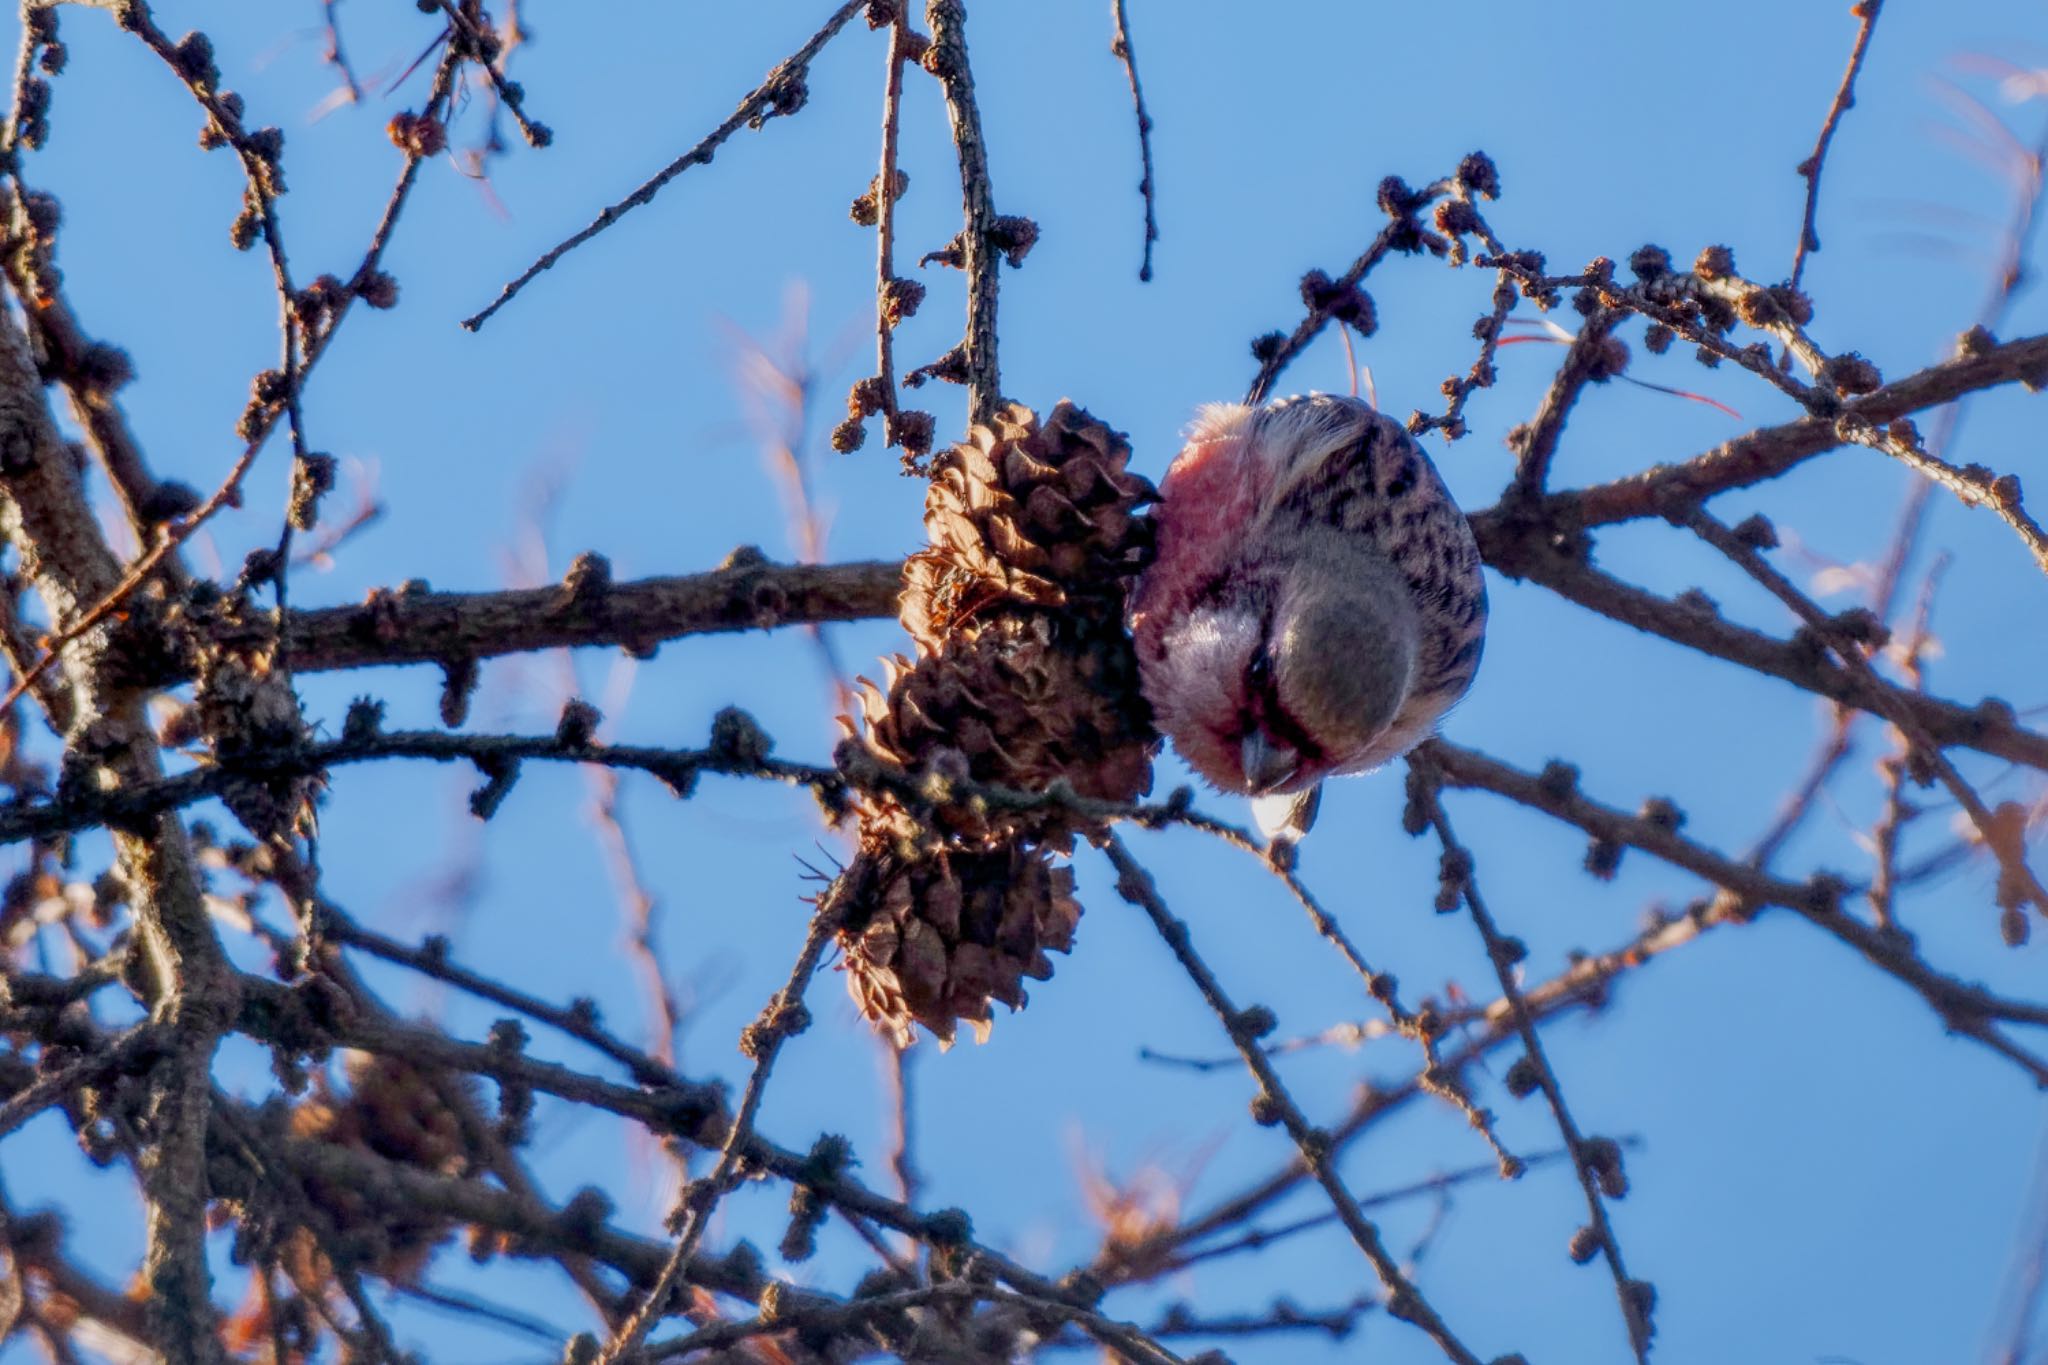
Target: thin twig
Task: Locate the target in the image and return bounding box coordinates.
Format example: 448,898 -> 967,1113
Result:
1868,556 -> 1948,927
870,7 -> 910,440
0,35 -> 466,715
1686,508 -> 2048,930
462,0 -> 865,331
1153,1144 -> 1605,1277
1103,833 -> 1487,1365
1509,308 -> 1622,498
1180,810 -> 1521,1171
1131,908 -> 1703,1275
397,1280 -> 565,1344
430,0 -> 549,147
1471,329 -> 2048,537
1407,755 -> 1653,1360
884,1038 -> 921,1208
1492,548 -> 2048,775
595,882 -> 845,1363
1746,710 -> 1856,868
1791,1 -> 1882,290
1108,0 -> 1158,282
1754,101 -> 2048,874
323,908 -> 698,1090
1246,173 -> 1457,405
0,1022 -> 160,1141
318,0 -> 362,103
1423,738 -> 2048,1083
1839,417 -> 2048,579
923,0 -> 1005,424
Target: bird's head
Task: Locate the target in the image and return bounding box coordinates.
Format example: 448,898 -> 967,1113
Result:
1144,530 -> 1421,796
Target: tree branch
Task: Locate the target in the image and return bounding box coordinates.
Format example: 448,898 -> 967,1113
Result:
1474,330 -> 2048,536
461,0 -> 867,331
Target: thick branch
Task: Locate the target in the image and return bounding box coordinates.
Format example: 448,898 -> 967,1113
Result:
0,274 -> 231,1363
138,556 -> 900,685
114,337 -> 2045,714
1485,545 -> 2048,774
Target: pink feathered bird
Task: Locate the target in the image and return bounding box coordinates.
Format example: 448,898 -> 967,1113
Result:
1130,393 -> 1487,838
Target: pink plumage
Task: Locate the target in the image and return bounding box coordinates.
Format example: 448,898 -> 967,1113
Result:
1130,394 -> 1486,829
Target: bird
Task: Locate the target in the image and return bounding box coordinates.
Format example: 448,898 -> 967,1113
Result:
1128,393 -> 1487,841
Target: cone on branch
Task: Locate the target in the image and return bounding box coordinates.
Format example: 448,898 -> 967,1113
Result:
280,1052 -> 482,1288
854,613 -> 1152,849
841,844 -> 1081,1047
840,401 -> 1158,1046
899,400 -> 1158,649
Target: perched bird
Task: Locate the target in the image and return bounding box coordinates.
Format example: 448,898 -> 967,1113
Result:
1129,393 -> 1487,839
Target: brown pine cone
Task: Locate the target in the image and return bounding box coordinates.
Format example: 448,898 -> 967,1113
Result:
284,1053 -> 479,1286
840,844 -> 1082,1047
853,612 -> 1151,848
840,402 -> 1158,1047
900,399 -> 1156,650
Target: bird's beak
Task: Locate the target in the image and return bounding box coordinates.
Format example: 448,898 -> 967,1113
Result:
1241,731 -> 1301,795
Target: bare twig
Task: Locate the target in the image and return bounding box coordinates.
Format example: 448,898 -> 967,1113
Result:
1246,171 -> 1457,405
1470,330 -> 2048,536
1753,96 -> 2048,878
1406,755 -> 1653,1360
595,883 -> 845,1363
1746,709 -> 1856,868
1108,0 -> 1159,282
0,1022 -> 160,1141
1489,547 -> 2048,775
1153,1144 -> 1613,1279
1686,508 -> 2048,933
590,767 -> 683,1073
1423,738 -> 2048,1083
318,0 -> 362,103
1508,307 -> 1622,498
1986,1128 -> 2048,1365
0,29 -> 467,714
429,0 -> 549,147
1869,557 -> 1947,928
1839,416 -> 2048,579
869,8 -> 911,441
1177,810 -> 1521,1170
462,0 -> 865,331
1103,833 -> 1488,1365
884,1038 -> 921,1207
322,908 -> 695,1089
1791,1 -> 1883,290
923,0 -> 1005,424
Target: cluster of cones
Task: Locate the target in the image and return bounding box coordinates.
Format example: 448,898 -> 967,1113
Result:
838,402 -> 1158,1046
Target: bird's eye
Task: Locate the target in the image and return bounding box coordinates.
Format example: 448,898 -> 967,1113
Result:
1246,645 -> 1271,692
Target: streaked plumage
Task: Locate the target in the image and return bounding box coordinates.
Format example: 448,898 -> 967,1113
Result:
1129,394 -> 1486,833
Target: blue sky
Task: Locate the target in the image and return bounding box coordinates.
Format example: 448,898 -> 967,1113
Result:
7,2 -> 2048,1363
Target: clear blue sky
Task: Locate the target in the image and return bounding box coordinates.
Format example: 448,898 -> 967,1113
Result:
7,2 -> 2048,1363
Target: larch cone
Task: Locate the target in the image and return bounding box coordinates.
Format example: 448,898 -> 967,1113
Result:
840,401 -> 1158,1046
